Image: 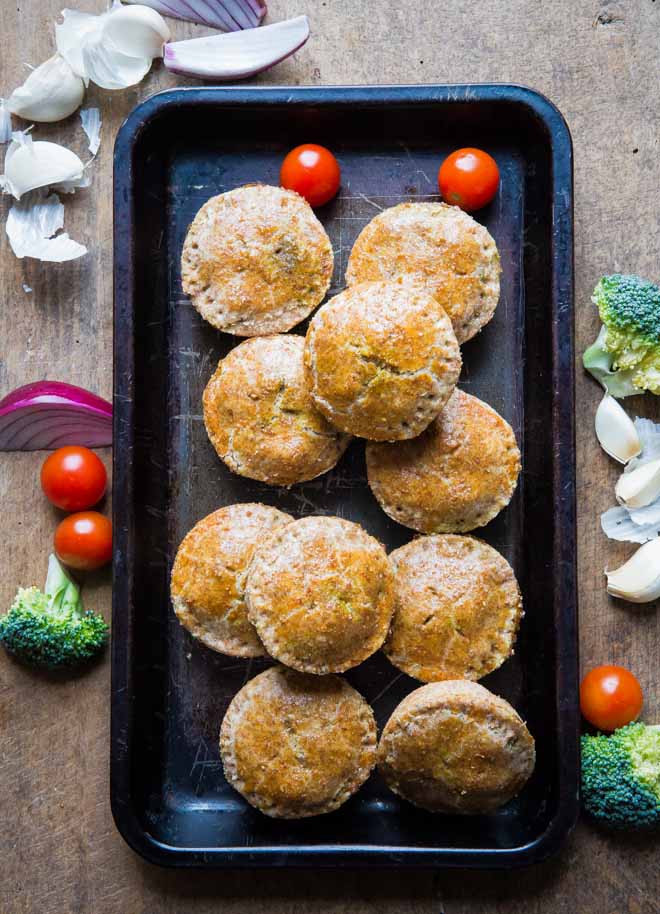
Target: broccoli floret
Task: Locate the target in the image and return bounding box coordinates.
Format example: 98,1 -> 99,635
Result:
0,555 -> 108,669
581,722 -> 660,829
583,274 -> 660,396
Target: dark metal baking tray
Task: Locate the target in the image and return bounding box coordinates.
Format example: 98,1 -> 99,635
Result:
112,84 -> 578,868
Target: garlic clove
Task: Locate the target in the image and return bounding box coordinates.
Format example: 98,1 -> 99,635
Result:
606,537 -> 660,602
616,457 -> 660,509
101,4 -> 170,59
7,55 -> 85,124
594,393 -> 642,464
0,131 -> 85,200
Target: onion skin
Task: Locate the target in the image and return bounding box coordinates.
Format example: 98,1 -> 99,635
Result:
123,0 -> 266,31
0,381 -> 112,451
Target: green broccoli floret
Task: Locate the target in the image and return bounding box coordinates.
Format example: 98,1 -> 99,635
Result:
581,722 -> 660,829
583,274 -> 660,396
0,555 -> 108,669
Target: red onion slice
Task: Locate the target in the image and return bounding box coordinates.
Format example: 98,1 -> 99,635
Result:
0,381 -> 112,450
163,14 -> 308,79
124,0 -> 266,31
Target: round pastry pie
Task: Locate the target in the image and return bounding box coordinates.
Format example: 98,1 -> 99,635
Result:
377,679 -> 536,813
220,666 -> 377,818
304,279 -> 461,441
171,503 -> 291,657
385,534 -> 522,682
245,515 -> 395,674
203,335 -> 350,486
346,201 -> 500,344
366,388 -> 521,533
181,184 -> 333,336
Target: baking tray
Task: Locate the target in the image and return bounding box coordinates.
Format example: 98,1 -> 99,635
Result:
112,85 -> 578,868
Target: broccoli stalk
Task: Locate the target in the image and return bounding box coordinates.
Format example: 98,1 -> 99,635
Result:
581,722 -> 660,829
0,555 -> 108,669
583,274 -> 660,397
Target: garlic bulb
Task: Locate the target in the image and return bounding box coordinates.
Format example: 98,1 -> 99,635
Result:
0,131 -> 86,200
56,2 -> 170,91
7,55 -> 85,123
606,538 -> 660,603
595,393 -> 641,464
616,458 -> 660,509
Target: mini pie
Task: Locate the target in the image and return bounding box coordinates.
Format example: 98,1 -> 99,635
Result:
245,515 -> 395,674
220,666 -> 377,818
181,184 -> 333,336
203,334 -> 350,487
384,534 -> 523,682
346,201 -> 501,344
377,680 -> 536,813
171,503 -> 291,657
366,388 -> 521,533
304,279 -> 461,441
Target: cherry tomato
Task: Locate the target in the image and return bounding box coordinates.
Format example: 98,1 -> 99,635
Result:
41,446 -> 107,512
54,511 -> 112,571
580,665 -> 643,731
438,147 -> 500,212
280,144 -> 340,207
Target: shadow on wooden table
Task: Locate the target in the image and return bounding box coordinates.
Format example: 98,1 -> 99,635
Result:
130,823 -> 660,913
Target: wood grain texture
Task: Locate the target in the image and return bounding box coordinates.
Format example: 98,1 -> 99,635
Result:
1,0 -> 660,911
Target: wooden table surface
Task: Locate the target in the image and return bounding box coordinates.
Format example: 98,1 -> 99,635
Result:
2,1 -> 660,911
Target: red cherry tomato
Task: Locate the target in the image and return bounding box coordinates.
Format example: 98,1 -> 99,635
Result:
580,665 -> 643,731
41,446 -> 107,511
54,511 -> 112,571
280,144 -> 340,207
438,147 -> 500,212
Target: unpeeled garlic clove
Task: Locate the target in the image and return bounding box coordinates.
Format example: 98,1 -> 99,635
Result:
56,2 -> 169,91
616,457 -> 660,509
606,537 -> 660,602
0,131 -> 86,200
101,4 -> 170,59
594,393 -> 641,464
7,55 -> 85,124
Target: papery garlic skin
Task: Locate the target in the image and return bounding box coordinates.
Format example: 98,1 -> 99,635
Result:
6,189 -> 87,262
7,55 -> 85,123
0,100 -> 12,143
56,2 -> 169,91
595,393 -> 642,464
616,458 -> 660,509
0,132 -> 86,200
606,538 -> 660,603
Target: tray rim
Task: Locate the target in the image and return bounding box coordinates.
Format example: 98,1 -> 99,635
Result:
111,82 -> 578,870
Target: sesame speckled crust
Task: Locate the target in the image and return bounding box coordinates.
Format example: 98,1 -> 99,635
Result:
181,185 -> 333,336
377,680 -> 536,813
220,666 -> 377,818
304,279 -> 461,441
203,335 -> 351,487
346,202 -> 501,344
171,503 -> 291,657
366,388 -> 521,533
385,535 -> 523,682
245,516 -> 395,674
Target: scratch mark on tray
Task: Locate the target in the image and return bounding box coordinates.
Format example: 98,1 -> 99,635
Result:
356,193 -> 384,211
370,672 -> 404,706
